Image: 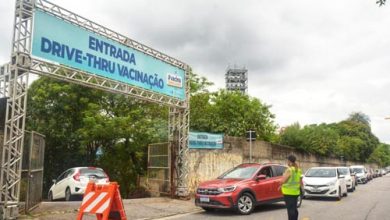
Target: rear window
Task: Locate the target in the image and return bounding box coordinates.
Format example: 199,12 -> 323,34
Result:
79,168 -> 107,178
338,168 -> 349,175
352,168 -> 364,173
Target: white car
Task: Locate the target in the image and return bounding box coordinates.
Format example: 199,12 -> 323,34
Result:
337,167 -> 356,192
302,167 -> 348,200
350,165 -> 367,184
48,167 -> 109,201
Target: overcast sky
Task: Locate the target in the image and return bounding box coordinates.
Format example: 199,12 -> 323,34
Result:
1,0 -> 390,143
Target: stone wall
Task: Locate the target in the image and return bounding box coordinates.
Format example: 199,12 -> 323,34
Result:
187,136 -> 377,194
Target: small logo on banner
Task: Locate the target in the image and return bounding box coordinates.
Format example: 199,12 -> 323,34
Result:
167,73 -> 183,88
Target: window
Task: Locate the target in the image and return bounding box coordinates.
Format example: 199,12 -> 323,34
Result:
305,168 -> 336,177
273,166 -> 287,177
258,166 -> 273,178
219,166 -> 259,179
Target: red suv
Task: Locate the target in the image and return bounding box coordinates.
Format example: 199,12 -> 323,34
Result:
195,163 -> 302,215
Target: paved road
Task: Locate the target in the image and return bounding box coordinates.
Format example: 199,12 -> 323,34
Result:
165,175 -> 390,220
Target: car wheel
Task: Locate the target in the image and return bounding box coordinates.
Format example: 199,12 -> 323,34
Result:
236,193 -> 255,215
337,187 -> 342,201
297,193 -> 303,208
48,191 -> 53,201
65,188 -> 72,201
201,207 -> 215,212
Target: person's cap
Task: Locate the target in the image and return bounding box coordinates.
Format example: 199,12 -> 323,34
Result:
287,155 -> 296,163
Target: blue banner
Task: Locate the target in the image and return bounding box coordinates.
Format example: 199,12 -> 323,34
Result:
31,10 -> 186,100
189,132 -> 224,149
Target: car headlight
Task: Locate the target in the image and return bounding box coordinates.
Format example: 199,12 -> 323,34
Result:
327,181 -> 336,186
218,186 -> 236,193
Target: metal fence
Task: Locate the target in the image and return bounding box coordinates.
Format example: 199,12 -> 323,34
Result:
20,131 -> 45,213
147,143 -> 171,195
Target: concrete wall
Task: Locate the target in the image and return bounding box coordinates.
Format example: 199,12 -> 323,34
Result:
187,136 -> 377,194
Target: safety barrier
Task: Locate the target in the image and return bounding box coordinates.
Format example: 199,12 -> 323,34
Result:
77,182 -> 127,220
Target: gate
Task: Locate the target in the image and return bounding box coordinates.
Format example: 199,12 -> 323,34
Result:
147,143 -> 171,195
1,0 -> 190,218
20,132 -> 45,213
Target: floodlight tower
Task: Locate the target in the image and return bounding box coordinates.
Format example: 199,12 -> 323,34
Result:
225,65 -> 248,94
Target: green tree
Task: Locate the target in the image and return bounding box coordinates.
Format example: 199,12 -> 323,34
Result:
279,123 -> 305,150
27,76 -> 167,197
190,90 -> 277,141
369,144 -> 390,167
27,77 -> 103,193
347,112 -> 370,126
278,112 -> 381,161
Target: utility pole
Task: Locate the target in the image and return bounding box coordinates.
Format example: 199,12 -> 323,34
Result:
246,130 -> 256,163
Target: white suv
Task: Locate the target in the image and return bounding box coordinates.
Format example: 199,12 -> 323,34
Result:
48,167 -> 109,201
302,167 -> 348,200
337,167 -> 356,192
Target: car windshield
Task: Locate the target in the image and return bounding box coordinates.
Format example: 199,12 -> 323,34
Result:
305,168 -> 336,177
219,166 -> 258,179
352,168 -> 364,173
80,168 -> 106,178
338,168 -> 349,175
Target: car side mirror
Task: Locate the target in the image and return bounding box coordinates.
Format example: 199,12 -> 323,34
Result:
256,174 -> 267,181
52,179 -> 57,184
338,175 -> 345,179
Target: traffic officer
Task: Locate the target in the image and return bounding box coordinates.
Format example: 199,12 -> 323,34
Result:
279,155 -> 302,220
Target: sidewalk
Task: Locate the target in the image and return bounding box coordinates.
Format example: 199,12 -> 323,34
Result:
19,197 -> 201,220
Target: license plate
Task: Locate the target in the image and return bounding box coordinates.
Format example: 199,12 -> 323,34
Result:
200,197 -> 210,203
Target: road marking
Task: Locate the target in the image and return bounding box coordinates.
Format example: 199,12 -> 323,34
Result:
301,217 -> 311,220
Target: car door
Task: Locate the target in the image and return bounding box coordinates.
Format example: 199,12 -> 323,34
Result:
271,165 -> 287,199
252,166 -> 275,202
53,169 -> 71,199
337,169 -> 347,194
52,171 -> 66,199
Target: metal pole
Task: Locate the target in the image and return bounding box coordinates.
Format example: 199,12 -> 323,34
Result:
249,131 -> 252,163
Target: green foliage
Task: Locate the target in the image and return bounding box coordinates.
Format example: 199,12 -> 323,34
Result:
368,144 -> 390,167
279,113 -> 382,162
189,70 -> 214,94
190,89 -> 277,141
279,123 -> 304,149
27,77 -> 167,197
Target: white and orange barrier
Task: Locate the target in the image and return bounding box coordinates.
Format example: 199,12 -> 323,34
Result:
77,182 -> 127,220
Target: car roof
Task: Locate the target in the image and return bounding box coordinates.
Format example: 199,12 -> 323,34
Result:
238,163 -> 283,168
71,167 -> 104,170
238,163 -> 262,168
308,167 -> 336,169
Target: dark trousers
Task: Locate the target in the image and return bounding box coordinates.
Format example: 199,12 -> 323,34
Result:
284,195 -> 299,220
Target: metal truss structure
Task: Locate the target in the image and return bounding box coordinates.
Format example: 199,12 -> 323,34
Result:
0,0 -> 190,218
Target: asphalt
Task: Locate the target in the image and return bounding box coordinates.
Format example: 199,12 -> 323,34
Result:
19,197 -> 200,220
18,175 -> 390,220
165,174 -> 390,220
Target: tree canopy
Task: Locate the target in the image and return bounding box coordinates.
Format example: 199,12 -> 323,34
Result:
279,112 -> 386,165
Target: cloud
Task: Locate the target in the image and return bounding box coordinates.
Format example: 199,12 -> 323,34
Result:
0,0 -> 389,143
